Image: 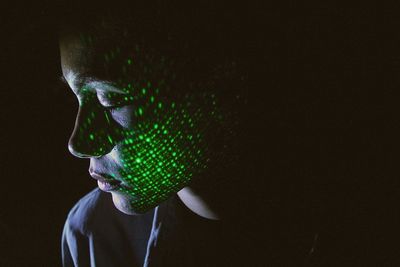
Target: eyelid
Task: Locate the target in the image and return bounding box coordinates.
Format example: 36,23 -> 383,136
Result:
96,90 -> 131,108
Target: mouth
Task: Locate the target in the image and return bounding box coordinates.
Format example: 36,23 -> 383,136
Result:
89,171 -> 121,192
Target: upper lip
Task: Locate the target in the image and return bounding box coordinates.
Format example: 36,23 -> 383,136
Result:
89,170 -> 121,185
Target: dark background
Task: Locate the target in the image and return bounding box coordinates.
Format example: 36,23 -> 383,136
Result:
0,2 -> 399,266
0,3 -> 94,266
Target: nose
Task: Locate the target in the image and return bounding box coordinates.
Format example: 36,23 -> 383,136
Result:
68,93 -> 118,158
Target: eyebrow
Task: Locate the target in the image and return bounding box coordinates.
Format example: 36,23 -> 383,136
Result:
62,73 -> 126,95
85,80 -> 126,94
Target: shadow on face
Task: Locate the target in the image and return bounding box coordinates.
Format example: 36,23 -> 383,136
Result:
59,12 -> 250,215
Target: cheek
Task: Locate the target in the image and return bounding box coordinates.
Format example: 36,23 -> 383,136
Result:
111,94 -> 237,181
108,104 -> 215,211
115,116 -> 207,187
110,105 -> 135,128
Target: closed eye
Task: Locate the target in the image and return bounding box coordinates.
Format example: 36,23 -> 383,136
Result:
97,90 -> 132,108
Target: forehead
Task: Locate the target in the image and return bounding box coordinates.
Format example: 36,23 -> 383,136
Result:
59,22 -> 243,105
60,33 -> 92,90
60,31 -> 138,92
60,30 -> 191,93
59,30 -> 188,102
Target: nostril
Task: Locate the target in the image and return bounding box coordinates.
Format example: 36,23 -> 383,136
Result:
68,134 -> 94,158
68,138 -> 90,158
68,104 -> 117,158
68,134 -> 110,159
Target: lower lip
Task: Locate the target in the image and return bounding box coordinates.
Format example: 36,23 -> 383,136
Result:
97,180 -> 121,192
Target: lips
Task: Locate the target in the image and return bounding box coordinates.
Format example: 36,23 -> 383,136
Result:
97,180 -> 121,192
89,171 -> 121,192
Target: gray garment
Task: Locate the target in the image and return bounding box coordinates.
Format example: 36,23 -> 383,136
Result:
62,189 -> 154,267
62,188 -> 317,266
61,189 -> 224,267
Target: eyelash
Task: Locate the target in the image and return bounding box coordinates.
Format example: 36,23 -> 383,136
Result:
103,104 -> 125,112
97,93 -> 127,109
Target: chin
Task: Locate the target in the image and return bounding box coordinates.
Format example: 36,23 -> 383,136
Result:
111,192 -> 145,215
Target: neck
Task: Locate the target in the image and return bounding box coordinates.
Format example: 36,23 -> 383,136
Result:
177,187 -> 221,220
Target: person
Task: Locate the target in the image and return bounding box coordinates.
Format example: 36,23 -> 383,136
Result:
60,2 -> 320,266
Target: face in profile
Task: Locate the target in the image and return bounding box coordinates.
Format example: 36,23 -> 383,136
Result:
59,29 -> 246,215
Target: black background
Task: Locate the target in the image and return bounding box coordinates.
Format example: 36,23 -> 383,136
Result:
0,2 -> 399,266
0,3 -> 94,266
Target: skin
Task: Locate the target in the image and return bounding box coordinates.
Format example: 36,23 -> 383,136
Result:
60,31 -> 244,219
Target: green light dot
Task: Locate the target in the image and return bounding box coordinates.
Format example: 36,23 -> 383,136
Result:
104,111 -> 111,124
127,59 -> 132,65
136,158 -> 141,163
154,124 -> 158,129
89,134 -> 94,140
138,107 -> 143,116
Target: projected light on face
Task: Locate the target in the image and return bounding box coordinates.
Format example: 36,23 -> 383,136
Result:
60,33 -> 245,214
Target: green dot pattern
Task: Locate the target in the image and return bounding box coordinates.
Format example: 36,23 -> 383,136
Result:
69,35 -> 245,213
